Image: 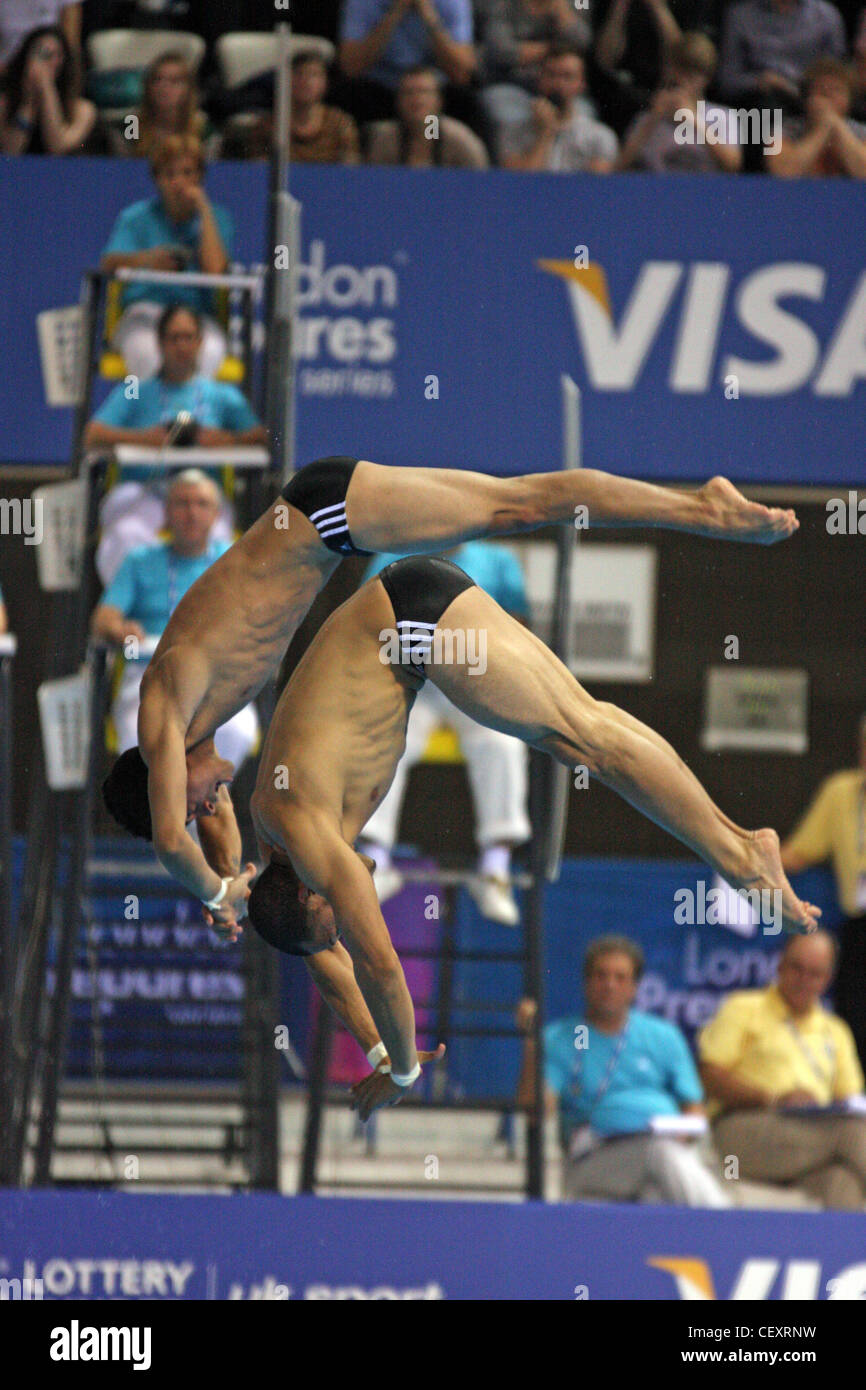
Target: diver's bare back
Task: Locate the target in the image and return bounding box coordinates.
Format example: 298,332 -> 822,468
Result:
142,500 -> 339,748
255,579 -> 411,849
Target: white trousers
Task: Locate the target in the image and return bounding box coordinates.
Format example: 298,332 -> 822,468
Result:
113,301 -> 227,380
96,483 -> 235,585
562,1135 -> 730,1208
113,661 -> 259,769
362,682 -> 531,850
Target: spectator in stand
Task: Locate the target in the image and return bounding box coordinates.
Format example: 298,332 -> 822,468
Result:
337,0 -> 478,130
110,51 -> 215,161
91,470 -> 259,774
222,48 -> 362,164
616,33 -> 743,171
718,0 -> 846,110
290,49 -> 361,163
359,540 -> 530,924
503,43 -> 618,169
476,0 -> 591,150
366,64 -> 489,165
591,0 -> 712,137
781,718 -> 866,1066
0,1 -> 81,72
100,135 -> 233,380
0,582 -> 7,633
699,932 -> 866,1209
769,56 -> 866,172
0,23 -> 94,153
516,937 -> 729,1205
85,303 -> 267,584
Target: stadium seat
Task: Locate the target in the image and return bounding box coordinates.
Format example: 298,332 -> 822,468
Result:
99,281 -> 245,386
87,29 -> 206,76
215,33 -> 335,90
422,726 -> 464,764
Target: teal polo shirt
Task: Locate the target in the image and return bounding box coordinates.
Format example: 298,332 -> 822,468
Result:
94,374 -> 259,482
102,196 -> 234,314
100,538 -> 231,657
544,1008 -> 704,1138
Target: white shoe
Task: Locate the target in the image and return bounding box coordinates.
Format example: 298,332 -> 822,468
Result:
469,875 -> 520,927
374,866 -> 405,904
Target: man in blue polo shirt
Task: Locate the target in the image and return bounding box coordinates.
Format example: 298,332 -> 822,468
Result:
517,935 -> 729,1205
337,0 -> 477,126
86,302 -> 267,583
100,133 -> 234,379
91,469 -> 259,773
360,539 -> 531,924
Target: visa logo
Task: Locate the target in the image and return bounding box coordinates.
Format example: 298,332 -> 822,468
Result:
539,260 -> 866,398
649,1255 -> 866,1300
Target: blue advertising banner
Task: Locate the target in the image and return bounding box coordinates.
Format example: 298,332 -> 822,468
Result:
1,1189 -> 865,1300
1,158 -> 864,482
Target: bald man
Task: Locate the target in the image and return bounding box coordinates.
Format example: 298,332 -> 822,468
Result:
101,454 -> 800,929
92,470 -> 259,773
700,931 -> 866,1209
243,555 -> 818,1120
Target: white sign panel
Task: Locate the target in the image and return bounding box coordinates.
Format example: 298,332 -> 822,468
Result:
519,542 -> 657,683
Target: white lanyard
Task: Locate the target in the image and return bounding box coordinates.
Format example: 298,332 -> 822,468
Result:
785,1018 -> 836,1088
158,375 -> 205,424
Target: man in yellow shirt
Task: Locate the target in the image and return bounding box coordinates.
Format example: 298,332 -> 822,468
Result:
698,932 -> 866,1209
781,718 -> 866,1066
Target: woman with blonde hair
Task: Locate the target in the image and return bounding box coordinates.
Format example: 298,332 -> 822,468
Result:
113,51 -> 214,159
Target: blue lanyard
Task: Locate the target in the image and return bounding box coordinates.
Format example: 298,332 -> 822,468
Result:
167,549 -> 179,614
570,1024 -> 630,1113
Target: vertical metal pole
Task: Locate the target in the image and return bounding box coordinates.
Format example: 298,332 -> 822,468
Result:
8,794 -> 62,1180
241,928 -> 281,1191
34,648 -> 108,1184
524,376 -> 582,1200
0,643 -> 17,1184
524,755 -> 547,1200
431,884 -> 457,1101
72,272 -> 103,473
263,23 -> 299,484
299,1003 -> 334,1193
544,377 -> 581,883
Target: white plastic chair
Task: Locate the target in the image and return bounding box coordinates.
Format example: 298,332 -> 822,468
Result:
87,29 -> 206,74
215,32 -> 334,89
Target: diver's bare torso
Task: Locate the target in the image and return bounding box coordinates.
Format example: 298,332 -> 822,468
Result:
253,579 -> 415,855
140,499 -> 341,751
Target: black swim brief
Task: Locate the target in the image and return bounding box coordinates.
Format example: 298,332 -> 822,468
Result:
377,556 -> 476,684
281,456 -> 372,557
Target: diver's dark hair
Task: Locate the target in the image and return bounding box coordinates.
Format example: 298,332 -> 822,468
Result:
248,860 -> 313,955
102,747 -> 153,841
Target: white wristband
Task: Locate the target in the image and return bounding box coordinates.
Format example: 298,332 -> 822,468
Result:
203,877 -> 231,911
390,1062 -> 421,1088
366,1042 -> 388,1069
